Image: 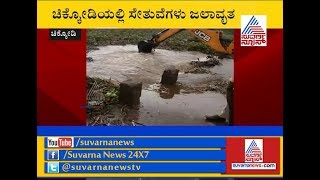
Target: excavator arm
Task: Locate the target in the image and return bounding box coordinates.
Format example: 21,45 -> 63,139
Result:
138,29 -> 234,55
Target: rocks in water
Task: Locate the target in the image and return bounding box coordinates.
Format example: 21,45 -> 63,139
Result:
190,56 -> 221,67
119,80 -> 142,105
87,57 -> 94,62
185,67 -> 210,74
161,66 -> 179,85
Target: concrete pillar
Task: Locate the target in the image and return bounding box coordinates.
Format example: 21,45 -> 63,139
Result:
160,66 -> 179,85
119,80 -> 142,105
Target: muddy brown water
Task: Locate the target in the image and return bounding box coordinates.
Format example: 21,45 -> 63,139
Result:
87,45 -> 233,125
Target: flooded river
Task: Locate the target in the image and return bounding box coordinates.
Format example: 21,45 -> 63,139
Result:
87,45 -> 233,125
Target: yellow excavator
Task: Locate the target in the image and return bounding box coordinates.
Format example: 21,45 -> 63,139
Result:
138,29 -> 234,56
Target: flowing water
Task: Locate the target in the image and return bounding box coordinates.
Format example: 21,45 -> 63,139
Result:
87,45 -> 233,125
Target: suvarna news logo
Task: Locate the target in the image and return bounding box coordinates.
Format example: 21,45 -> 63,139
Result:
245,139 -> 263,162
241,15 -> 267,46
231,139 -> 276,170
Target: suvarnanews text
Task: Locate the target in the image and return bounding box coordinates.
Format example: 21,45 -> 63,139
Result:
64,150 -> 149,159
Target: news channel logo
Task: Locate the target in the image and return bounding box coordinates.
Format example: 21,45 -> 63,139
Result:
241,15 -> 267,46
46,137 -> 74,148
245,139 -> 263,162
47,162 -> 59,173
231,138 -> 277,170
47,150 -> 59,160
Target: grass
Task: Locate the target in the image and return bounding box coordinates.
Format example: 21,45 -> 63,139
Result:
87,29 -> 233,54
87,77 -> 120,105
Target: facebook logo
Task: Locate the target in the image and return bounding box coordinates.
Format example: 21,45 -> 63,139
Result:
47,162 -> 59,173
47,150 -> 59,160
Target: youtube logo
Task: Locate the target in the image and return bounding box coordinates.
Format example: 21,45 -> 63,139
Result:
47,137 -> 74,148
58,138 -> 73,148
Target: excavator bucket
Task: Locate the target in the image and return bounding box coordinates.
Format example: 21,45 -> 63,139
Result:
138,40 -> 154,53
